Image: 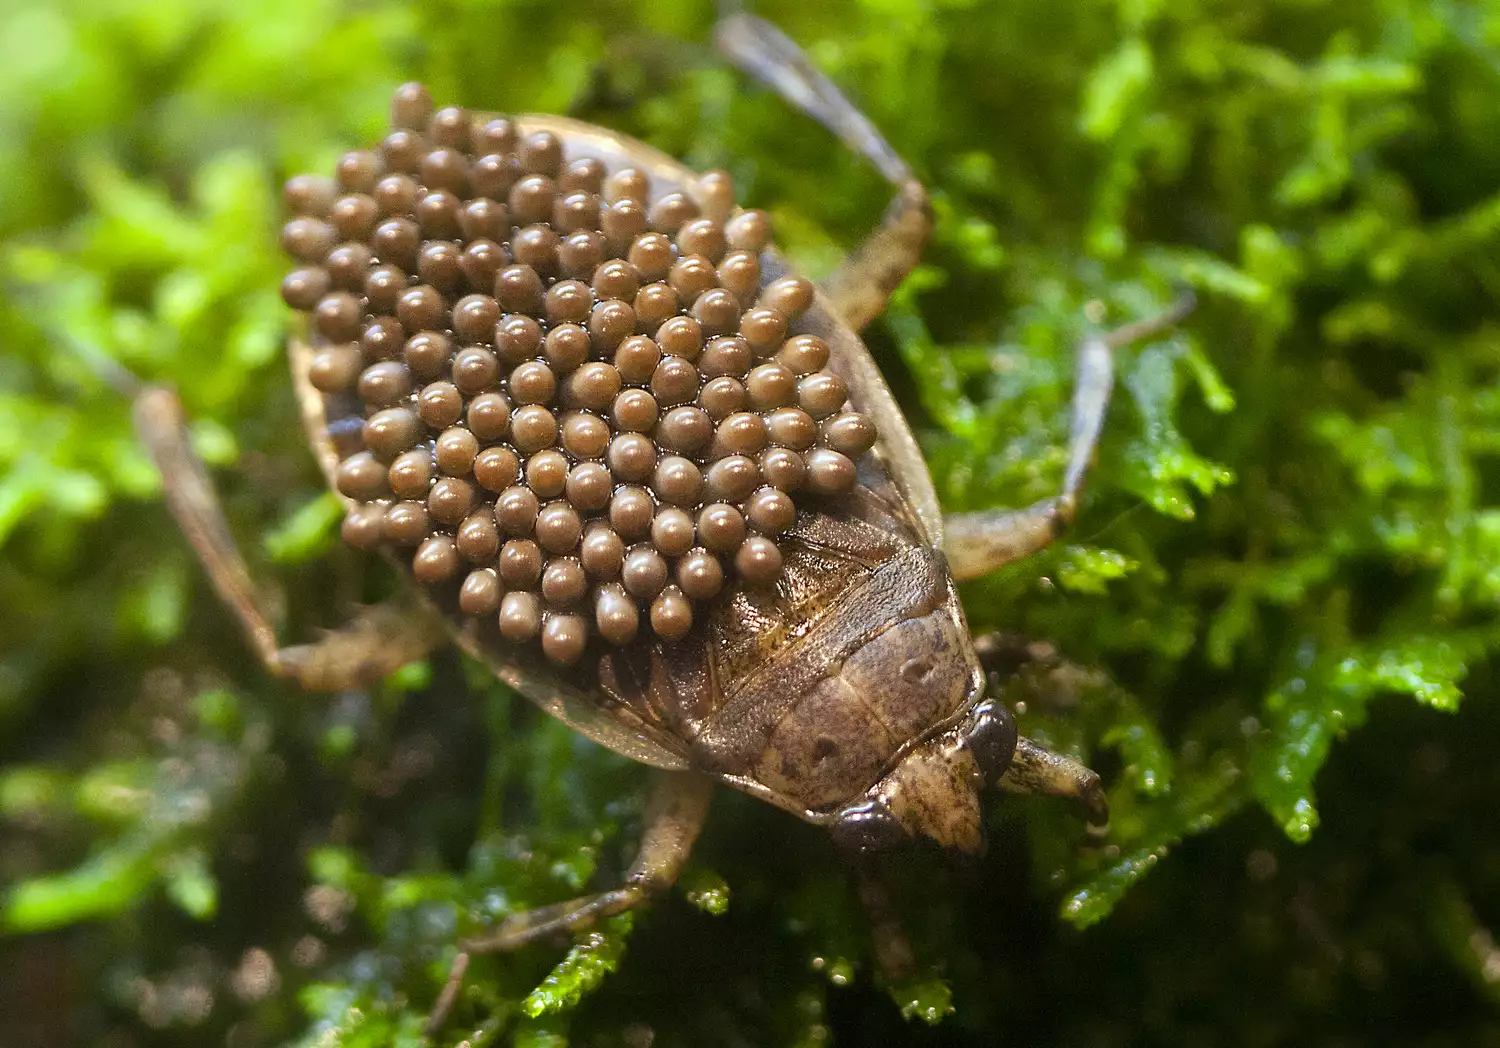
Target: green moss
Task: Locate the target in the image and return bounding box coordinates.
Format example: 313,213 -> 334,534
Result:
4,0 -> 1500,1043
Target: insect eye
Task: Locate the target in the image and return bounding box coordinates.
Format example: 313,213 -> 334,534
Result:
828,799 -> 905,853
964,699 -> 1017,782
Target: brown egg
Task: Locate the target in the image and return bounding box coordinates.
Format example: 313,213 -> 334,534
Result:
510,405 -> 558,454
496,264 -> 545,315
326,242 -> 373,289
656,316 -> 704,361
435,428 -> 480,476
799,372 -> 850,419
607,433 -> 657,482
467,391 -> 512,441
656,406 -> 712,454
699,336 -> 752,379
543,322 -> 593,380
509,175 -> 556,227
427,105 -> 469,147
612,389 -> 660,433
649,192 -> 699,235
495,486 -> 541,535
746,363 -> 796,410
545,279 -> 593,325
341,501 -> 386,550
472,152 -> 522,200
284,173 -> 336,217
761,275 -> 814,317
337,451 -> 388,500
397,285 -> 446,333
542,556 -> 588,604
581,524 -> 626,579
745,487 -> 796,535
614,336 -> 661,384
374,173 -> 421,217
428,477 -> 476,526
805,448 -> 858,495
593,259 -> 640,302
668,255 -> 717,302
735,536 -> 784,586
527,451 -> 570,499
498,538 -> 543,588
651,357 -> 700,407
541,613 -> 588,664
649,586 -> 694,641
705,455 -> 760,503
364,265 -> 408,315
623,546 -> 669,598
472,117 -> 517,156
610,486 -> 656,540
766,407 -> 817,450
696,170 -> 736,222
565,462 -> 613,511
760,446 -> 808,490
390,82 -> 433,129
371,217 -> 421,270
697,503 -> 747,554
520,131 -> 564,176
725,209 -> 770,252
457,510 -> 501,563
459,568 -> 501,616
452,347 -> 500,396
677,218 -> 727,262
453,295 -> 501,343
605,167 -> 650,204
692,288 -> 742,336
603,199 -> 649,255
559,230 -> 607,280
404,331 -> 454,380
821,412 -> 878,456
281,267 -> 331,311
460,239 -> 508,293
418,382 -> 464,429
416,189 -> 463,239
715,412 -> 768,456
561,157 -> 606,194
716,251 -> 760,302
361,408 -> 420,460
628,233 -> 674,283
499,590 -> 542,641
510,361 -> 558,405
360,318 -> 406,363
561,412 -> 611,459
700,377 -> 747,420
651,508 -> 696,557
474,446 -> 521,493
594,584 -> 639,646
383,500 -> 432,545
652,456 -> 703,507
564,362 -> 623,413
496,314 -> 543,364
554,191 -> 600,234
308,344 -> 361,393
589,299 -> 636,351
421,146 -> 471,193
389,449 -> 433,500
413,534 -> 461,583
381,130 -> 426,176
459,198 -> 509,243
634,282 -> 680,333
676,548 -> 724,601
513,225 -> 559,277
282,217 -> 337,262
314,292 -> 362,342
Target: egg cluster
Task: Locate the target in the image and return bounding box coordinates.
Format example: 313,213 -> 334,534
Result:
279,83 -> 878,665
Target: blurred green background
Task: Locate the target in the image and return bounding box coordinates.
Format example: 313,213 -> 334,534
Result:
4,0 -> 1500,1044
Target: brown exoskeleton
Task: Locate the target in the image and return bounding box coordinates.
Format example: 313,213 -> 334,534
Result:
129,11 -> 1192,1021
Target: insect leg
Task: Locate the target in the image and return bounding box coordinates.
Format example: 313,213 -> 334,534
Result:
715,12 -> 931,331
942,292 -> 1196,579
428,771 -> 714,1030
998,736 -> 1108,826
133,385 -> 443,689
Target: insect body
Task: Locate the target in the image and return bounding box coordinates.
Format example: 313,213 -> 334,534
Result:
133,12 -> 1190,1010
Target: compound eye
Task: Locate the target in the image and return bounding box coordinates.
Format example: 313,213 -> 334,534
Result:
828,799 -> 905,853
965,699 -> 1017,782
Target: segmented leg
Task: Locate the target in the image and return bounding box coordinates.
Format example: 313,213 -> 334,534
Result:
428,771 -> 714,1033
999,736 -> 1108,826
943,294 -> 1196,580
715,13 -> 931,331
133,385 -> 443,689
